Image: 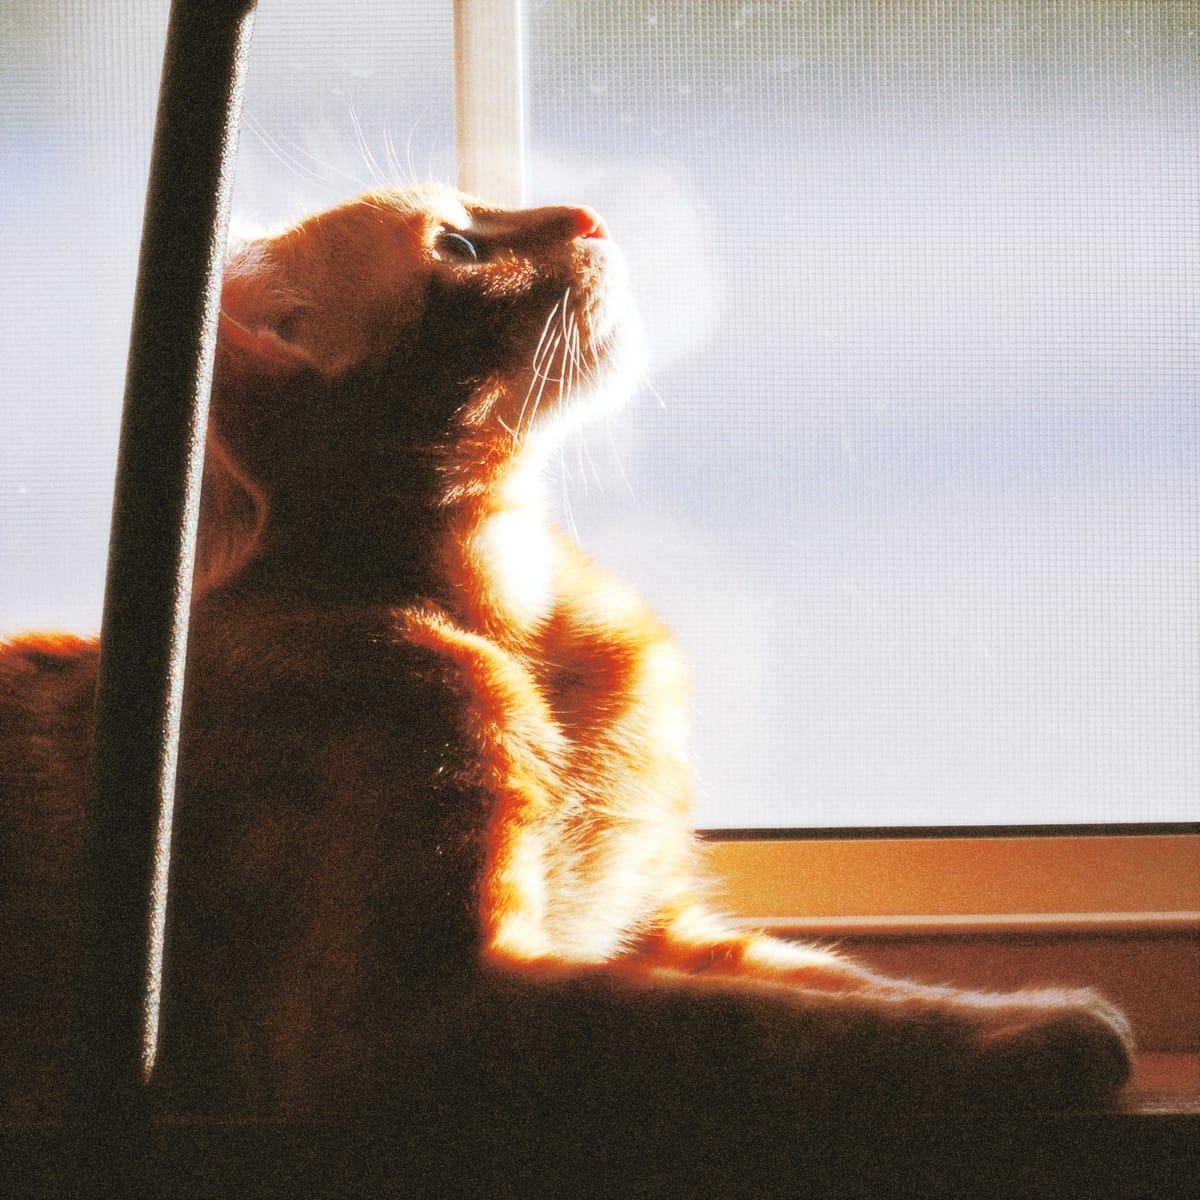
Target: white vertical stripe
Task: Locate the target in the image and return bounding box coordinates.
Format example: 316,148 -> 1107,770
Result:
454,0 -> 525,206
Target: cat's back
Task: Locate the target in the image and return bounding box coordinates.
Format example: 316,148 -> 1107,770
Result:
0,634 -> 98,796
0,634 -> 96,899
159,593 -> 503,1104
0,634 -> 96,1119
0,602 -> 503,1117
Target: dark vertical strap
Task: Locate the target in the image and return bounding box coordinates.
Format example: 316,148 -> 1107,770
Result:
72,1 -> 258,1192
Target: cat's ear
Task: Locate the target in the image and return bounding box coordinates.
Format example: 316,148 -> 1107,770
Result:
193,426 -> 268,598
218,310 -> 319,375
217,238 -> 322,377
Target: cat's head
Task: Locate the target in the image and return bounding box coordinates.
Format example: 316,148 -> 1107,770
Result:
197,183 -> 642,595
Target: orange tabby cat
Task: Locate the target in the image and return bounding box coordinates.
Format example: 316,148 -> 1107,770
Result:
1,184 -> 1131,1181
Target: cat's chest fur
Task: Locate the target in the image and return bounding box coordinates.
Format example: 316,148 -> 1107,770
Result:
460,504 -> 557,631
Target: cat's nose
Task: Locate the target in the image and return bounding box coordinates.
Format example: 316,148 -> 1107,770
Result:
501,204 -> 611,244
569,206 -> 609,240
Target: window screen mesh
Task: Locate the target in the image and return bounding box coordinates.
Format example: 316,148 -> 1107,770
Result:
1,0 -> 454,634
1,3 -> 167,633
524,1 -> 1199,827
1,1 -> 1195,829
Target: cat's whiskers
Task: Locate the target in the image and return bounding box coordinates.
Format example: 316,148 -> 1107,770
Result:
559,287 -> 573,345
581,428 -> 605,492
350,107 -> 391,190
562,311 -> 582,395
561,317 -> 596,494
523,326 -> 564,439
558,450 -> 581,543
550,323 -> 587,492
574,433 -> 589,497
381,120 -> 411,189
527,301 -> 564,380
642,374 -> 669,412
245,117 -> 375,194
403,123 -> 424,188
605,423 -> 638,502
568,312 -> 583,384
557,299 -> 586,410
559,313 -> 576,409
517,329 -> 563,444
244,119 -> 323,187
515,301 -> 566,442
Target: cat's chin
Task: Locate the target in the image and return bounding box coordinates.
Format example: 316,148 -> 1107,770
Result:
506,265 -> 645,447
546,313 -> 646,441
568,248 -> 646,425
576,238 -> 630,339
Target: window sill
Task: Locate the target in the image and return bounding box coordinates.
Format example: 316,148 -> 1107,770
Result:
704,833 -> 1200,922
707,834 -> 1200,1057
1125,1051 -> 1200,1116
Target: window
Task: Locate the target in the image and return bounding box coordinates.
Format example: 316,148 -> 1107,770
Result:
2,2 -> 1196,936
520,0 -> 1199,831
1,1 -> 457,634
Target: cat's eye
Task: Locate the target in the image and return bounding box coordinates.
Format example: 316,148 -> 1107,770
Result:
434,230 -> 480,263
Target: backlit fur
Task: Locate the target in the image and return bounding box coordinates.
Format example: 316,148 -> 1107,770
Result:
1,185 -> 1132,1188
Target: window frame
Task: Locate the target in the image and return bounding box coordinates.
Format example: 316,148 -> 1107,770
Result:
454,0 -> 525,205
703,826 -> 1200,923
456,1 -> 1200,927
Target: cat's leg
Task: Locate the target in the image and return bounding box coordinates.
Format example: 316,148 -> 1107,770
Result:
540,535 -> 691,785
403,597 -> 700,971
639,901 -> 889,991
633,902 -> 1134,1102
399,608 -> 565,964
409,958 -> 1132,1128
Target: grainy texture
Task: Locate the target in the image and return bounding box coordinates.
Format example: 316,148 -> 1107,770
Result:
1,187 -> 1133,1158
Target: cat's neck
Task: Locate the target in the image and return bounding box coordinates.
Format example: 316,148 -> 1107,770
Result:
228,497 -> 443,604
214,443 -> 564,637
440,461 -> 559,639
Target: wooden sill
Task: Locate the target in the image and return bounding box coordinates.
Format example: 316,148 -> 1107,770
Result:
735,911 -> 1200,937
1125,1051 -> 1200,1116
705,834 -> 1200,919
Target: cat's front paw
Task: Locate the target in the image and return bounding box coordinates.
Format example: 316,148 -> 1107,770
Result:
973,989 -> 1134,1108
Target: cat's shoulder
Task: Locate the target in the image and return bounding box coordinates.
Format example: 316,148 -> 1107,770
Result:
0,631 -> 99,680
0,636 -> 95,874
183,591 -> 537,732
0,633 -> 99,730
